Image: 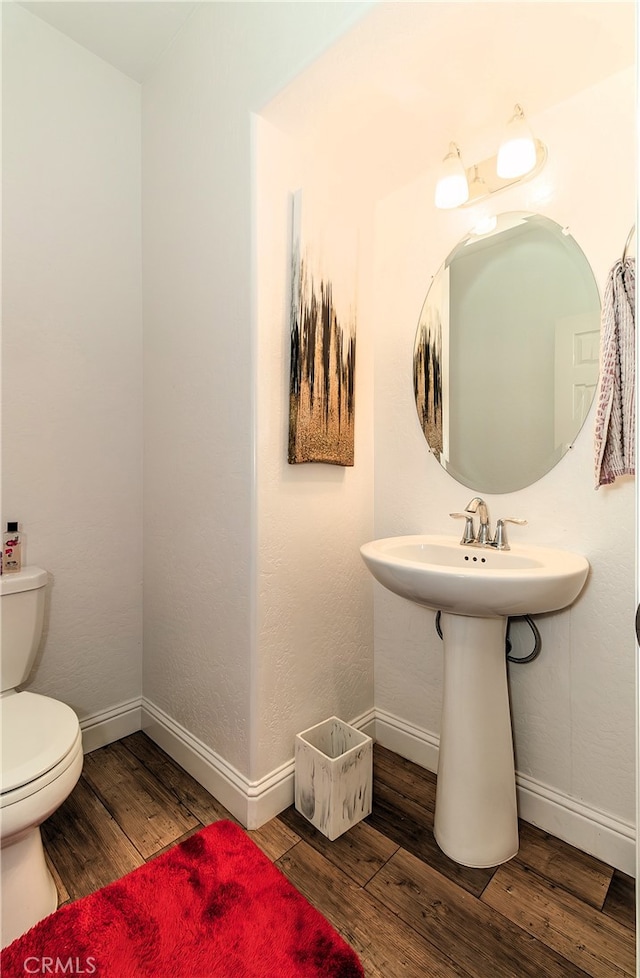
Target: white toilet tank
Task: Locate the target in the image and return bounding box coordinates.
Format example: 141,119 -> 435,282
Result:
0,567 -> 48,693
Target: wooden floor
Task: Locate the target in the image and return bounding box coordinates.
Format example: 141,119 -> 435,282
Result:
41,733 -> 635,978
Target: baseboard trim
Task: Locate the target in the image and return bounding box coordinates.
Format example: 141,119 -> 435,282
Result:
516,773 -> 636,877
77,697 -> 635,875
374,708 -> 635,876
373,709 -> 440,773
140,700 -> 376,830
140,698 -> 257,825
356,707 -> 377,741
79,697 -> 142,754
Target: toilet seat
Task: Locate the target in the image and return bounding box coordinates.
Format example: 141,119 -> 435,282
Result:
1,692 -> 82,804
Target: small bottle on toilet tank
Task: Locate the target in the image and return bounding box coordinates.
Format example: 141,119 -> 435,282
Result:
2,522 -> 22,574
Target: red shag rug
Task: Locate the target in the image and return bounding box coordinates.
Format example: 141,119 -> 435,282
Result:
1,820 -> 364,978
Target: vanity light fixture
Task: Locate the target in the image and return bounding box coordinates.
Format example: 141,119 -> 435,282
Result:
497,104 -> 537,178
434,105 -> 547,210
434,143 -> 469,209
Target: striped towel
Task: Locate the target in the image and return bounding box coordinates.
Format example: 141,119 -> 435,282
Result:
594,257 -> 636,488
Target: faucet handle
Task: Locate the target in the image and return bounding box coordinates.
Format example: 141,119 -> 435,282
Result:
450,512 -> 475,545
493,517 -> 527,551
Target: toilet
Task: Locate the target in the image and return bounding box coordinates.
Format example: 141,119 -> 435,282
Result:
1,567 -> 83,948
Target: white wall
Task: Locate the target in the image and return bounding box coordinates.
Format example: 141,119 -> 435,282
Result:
253,117 -> 375,781
141,1 -> 372,784
372,68 -> 636,860
2,3 -> 143,721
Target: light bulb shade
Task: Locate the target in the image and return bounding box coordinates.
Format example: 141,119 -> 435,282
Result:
497,106 -> 537,178
434,145 -> 469,209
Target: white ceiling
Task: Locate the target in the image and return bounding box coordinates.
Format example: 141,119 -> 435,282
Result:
268,2 -> 635,133
263,1 -> 636,203
16,1 -> 636,203
22,1 -> 636,94
17,1 -> 198,82
18,2 -> 635,106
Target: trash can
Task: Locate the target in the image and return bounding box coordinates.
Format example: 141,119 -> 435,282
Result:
294,716 -> 373,841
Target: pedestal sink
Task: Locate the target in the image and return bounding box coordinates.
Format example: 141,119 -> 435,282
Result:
360,534 -> 589,867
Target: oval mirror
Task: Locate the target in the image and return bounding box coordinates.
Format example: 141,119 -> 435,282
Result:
413,212 -> 601,493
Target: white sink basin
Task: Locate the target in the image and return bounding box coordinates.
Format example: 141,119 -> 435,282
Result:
360,531 -> 589,868
360,534 -> 589,618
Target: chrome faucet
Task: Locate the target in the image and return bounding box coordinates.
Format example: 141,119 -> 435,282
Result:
465,496 -> 492,545
450,497 -> 527,550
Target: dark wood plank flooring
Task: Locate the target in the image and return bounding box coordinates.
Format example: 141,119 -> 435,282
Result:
41,732 -> 635,978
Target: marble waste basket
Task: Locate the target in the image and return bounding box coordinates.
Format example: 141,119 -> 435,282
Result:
295,717 -> 373,841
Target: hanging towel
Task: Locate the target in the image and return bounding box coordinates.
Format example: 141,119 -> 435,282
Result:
594,256 -> 636,488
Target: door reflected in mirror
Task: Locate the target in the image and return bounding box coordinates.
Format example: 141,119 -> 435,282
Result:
413,212 -> 601,493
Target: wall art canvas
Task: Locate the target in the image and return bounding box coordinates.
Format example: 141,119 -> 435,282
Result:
288,191 -> 356,466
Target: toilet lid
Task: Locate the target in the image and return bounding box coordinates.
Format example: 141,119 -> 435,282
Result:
1,692 -> 81,794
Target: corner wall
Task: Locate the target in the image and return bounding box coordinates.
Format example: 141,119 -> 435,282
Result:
253,116 -> 375,784
141,2 -> 373,804
2,3 -> 143,724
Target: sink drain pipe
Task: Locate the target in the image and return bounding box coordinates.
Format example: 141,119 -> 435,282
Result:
434,611 -> 542,664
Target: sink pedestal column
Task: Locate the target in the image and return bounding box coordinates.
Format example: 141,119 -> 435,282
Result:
434,612 -> 518,868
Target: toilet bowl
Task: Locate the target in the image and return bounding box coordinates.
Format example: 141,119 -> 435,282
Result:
0,569 -> 83,948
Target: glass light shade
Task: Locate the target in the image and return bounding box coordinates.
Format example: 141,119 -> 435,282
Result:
497,108 -> 537,178
434,146 -> 469,209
